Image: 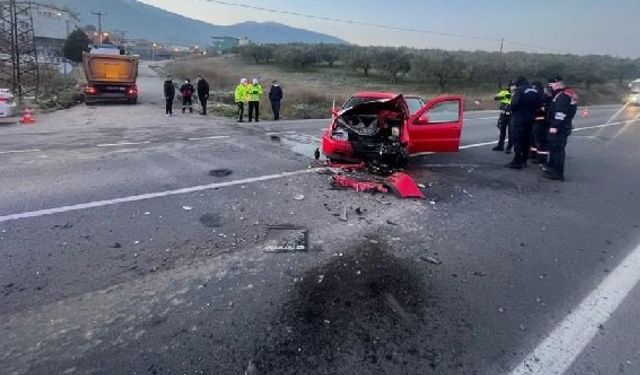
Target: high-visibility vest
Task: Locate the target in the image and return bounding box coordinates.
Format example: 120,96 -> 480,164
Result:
494,89 -> 511,105
235,84 -> 248,103
247,84 -> 263,102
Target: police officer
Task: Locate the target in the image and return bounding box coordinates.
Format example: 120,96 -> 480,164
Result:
530,81 -> 552,165
247,78 -> 263,122
492,81 -> 515,153
507,77 -> 541,169
544,76 -> 578,181
234,78 -> 249,122
163,75 -> 175,117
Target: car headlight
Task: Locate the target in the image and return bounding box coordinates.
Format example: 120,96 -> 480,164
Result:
331,128 -> 349,141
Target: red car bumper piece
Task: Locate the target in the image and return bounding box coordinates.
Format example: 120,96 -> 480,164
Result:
385,172 -> 425,199
332,175 -> 389,194
321,133 -> 354,160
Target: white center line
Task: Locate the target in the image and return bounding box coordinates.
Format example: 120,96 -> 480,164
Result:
509,241 -> 640,375
187,135 -> 231,141
96,141 -> 151,147
0,149 -> 41,155
0,168 -> 323,223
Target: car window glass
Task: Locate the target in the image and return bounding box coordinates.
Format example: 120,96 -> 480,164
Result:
422,100 -> 460,124
405,98 -> 423,114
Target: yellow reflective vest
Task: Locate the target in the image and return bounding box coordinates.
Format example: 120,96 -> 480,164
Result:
247,84 -> 263,102
235,84 -> 248,103
494,89 -> 511,106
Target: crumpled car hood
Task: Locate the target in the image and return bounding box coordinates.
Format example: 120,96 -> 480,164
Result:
338,94 -> 409,119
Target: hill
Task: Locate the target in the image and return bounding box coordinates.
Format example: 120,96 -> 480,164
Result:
46,0 -> 345,45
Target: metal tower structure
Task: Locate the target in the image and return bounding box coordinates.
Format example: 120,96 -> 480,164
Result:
0,0 -> 39,103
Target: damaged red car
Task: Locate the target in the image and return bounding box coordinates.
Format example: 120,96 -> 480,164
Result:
321,92 -> 464,173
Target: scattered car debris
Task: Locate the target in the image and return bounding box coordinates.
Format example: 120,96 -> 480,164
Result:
182,206 -> 193,211
110,242 -> 122,249
339,205 -> 348,222
327,161 -> 366,170
422,256 -> 442,265
208,169 -> 233,177
332,174 -> 388,194
386,219 -> 398,225
293,194 -> 305,201
385,172 -> 426,199
263,224 -> 308,253
270,135 -> 281,142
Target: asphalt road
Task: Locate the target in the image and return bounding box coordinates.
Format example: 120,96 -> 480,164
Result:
1,64 -> 640,375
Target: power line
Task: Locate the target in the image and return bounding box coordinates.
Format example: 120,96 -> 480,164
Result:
204,0 -> 563,53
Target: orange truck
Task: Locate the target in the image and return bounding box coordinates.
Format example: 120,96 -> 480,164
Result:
82,47 -> 139,104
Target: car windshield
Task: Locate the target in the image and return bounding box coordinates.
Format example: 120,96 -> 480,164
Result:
405,97 -> 425,114
342,96 -> 388,109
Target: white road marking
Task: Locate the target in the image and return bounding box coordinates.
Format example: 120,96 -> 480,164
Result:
0,168 -> 323,223
411,118 -> 639,158
265,131 -> 296,136
187,135 -> 231,141
465,116 -> 499,121
509,241 -> 640,375
96,141 -> 151,147
0,149 -> 41,155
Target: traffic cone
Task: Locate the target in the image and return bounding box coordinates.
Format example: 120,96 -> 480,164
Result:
20,108 -> 35,124
581,106 -> 590,118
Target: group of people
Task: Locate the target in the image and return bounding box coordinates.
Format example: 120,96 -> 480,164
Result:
234,78 -> 283,122
163,75 -> 210,116
162,75 -> 284,122
493,76 -> 578,181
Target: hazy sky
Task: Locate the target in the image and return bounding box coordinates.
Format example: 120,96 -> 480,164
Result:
140,0 -> 639,57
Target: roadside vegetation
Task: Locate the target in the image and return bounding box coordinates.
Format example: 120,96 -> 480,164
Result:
166,44 -> 639,120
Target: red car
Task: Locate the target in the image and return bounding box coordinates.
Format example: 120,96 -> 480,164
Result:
321,92 -> 464,172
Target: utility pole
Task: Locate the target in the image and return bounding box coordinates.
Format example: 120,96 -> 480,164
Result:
91,11 -> 106,44
0,0 -> 39,104
499,38 -> 505,54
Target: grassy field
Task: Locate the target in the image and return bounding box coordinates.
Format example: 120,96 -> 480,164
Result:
165,55 -> 624,120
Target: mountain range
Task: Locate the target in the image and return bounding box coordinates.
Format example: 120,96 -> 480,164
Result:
46,0 -> 345,45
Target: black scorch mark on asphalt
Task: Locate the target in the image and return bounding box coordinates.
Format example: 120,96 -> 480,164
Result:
251,242 -> 469,374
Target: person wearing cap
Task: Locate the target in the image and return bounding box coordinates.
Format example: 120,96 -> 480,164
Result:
269,80 -> 283,121
196,75 -> 210,116
507,76 -> 542,169
180,79 -> 195,114
235,78 -> 249,122
492,81 -> 516,153
247,78 -> 263,122
163,75 -> 176,117
544,76 -> 578,181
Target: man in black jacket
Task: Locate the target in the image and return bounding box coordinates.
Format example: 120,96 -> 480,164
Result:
196,75 -> 210,116
507,77 -> 542,169
268,80 -> 283,121
544,76 -> 578,181
163,75 -> 175,117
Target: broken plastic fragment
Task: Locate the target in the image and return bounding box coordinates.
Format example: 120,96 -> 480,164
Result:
332,175 -> 388,194
182,206 -> 193,211
385,172 -> 426,199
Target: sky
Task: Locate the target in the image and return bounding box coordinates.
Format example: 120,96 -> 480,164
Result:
140,0 -> 640,57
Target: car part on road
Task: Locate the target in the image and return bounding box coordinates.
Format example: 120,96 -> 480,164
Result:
332,175 -> 388,194
263,224 -> 308,253
384,172 -> 426,199
208,168 -> 233,177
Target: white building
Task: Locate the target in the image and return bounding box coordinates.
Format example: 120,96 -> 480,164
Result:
31,2 -> 78,64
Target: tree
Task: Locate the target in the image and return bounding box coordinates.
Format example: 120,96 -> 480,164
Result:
344,47 -> 374,77
317,44 -> 340,66
374,49 -> 411,82
63,29 -> 91,63
413,53 -> 465,92
275,45 -> 319,69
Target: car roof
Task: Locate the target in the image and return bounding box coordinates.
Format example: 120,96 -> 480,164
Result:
352,91 -> 398,99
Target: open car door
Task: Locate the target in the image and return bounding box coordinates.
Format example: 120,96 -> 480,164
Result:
406,95 -> 464,153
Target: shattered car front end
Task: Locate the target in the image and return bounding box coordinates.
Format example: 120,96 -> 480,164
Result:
322,95 -> 411,174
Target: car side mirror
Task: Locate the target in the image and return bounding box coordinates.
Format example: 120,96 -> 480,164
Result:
415,113 -> 429,125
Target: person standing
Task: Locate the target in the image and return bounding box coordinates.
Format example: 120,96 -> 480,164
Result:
492,81 -> 515,152
196,75 -> 210,116
163,75 -> 175,117
530,81 -> 552,165
507,77 -> 541,169
544,76 -> 578,181
180,79 -> 195,114
247,78 -> 263,122
235,78 -> 249,122
268,80 -> 284,121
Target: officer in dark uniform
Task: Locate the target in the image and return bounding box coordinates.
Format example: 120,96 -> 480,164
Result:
492,81 -> 516,153
507,77 -> 541,169
530,81 -> 551,165
544,76 -> 578,181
